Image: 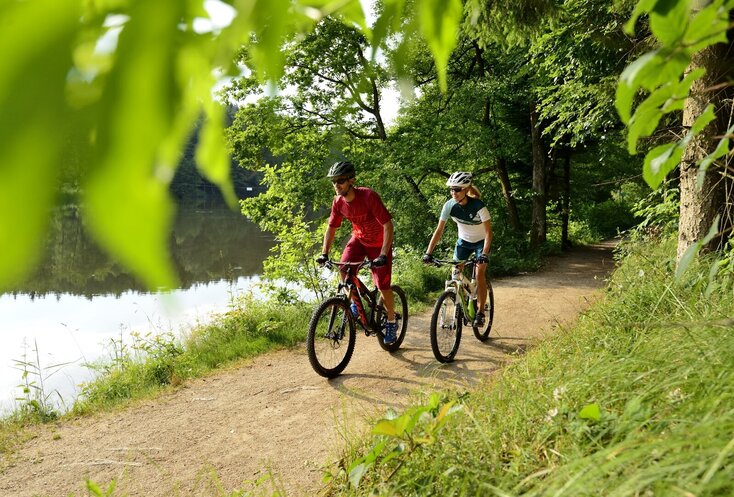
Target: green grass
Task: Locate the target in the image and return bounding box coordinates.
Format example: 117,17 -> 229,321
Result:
0,260 -> 448,455
0,240 -> 625,491
327,236 -> 734,496
71,293 -> 312,415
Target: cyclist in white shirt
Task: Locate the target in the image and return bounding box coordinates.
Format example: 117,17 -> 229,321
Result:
422,172 -> 493,327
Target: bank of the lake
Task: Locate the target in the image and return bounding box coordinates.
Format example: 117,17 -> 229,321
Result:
1,248 -> 442,434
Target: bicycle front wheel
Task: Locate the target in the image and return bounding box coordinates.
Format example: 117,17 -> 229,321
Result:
430,290 -> 462,363
472,280 -> 495,341
306,297 -> 356,378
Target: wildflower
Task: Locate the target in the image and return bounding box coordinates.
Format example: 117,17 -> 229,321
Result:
545,407 -> 559,422
553,386 -> 567,401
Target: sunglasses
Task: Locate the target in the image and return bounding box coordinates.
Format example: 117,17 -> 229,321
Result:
449,187 -> 464,193
331,177 -> 352,185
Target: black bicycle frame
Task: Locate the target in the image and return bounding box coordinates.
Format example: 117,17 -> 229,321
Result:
338,268 -> 378,333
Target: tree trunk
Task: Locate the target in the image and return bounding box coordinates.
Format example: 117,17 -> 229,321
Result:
561,152 -> 571,250
473,42 -> 522,233
530,107 -> 547,247
402,173 -> 437,223
677,38 -> 734,261
496,157 -> 522,232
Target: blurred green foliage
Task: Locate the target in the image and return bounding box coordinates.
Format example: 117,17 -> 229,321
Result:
0,0 -> 461,292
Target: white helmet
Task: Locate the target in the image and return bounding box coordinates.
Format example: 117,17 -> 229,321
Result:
446,171 -> 472,188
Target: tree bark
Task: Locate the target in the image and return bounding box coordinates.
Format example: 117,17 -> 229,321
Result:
677,37 -> 734,261
530,106 -> 547,247
496,158 -> 522,231
561,152 -> 571,250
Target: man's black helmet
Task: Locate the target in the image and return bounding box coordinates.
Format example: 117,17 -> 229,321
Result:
327,161 -> 356,178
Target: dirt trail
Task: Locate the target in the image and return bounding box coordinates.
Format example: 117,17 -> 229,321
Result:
0,242 -> 615,497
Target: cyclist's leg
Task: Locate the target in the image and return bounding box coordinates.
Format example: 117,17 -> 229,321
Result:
341,237 -> 368,277
453,238 -> 474,262
368,245 -> 394,320
341,237 -> 368,312
474,244 -> 488,311
456,239 -> 487,314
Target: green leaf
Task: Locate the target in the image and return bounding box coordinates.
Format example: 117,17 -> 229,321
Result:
705,259 -> 723,298
419,0 -> 462,92
250,0 -> 291,81
371,0 -> 406,51
661,67 -> 706,114
196,103 -> 238,208
372,418 -> 401,437
83,0 -> 182,290
85,479 -> 104,497
689,104 -> 717,135
675,216 -> 720,280
697,124 -> 733,188
615,78 -> 636,125
626,85 -> 674,153
622,66 -> 703,153
624,0 -> 659,34
675,239 -> 701,280
643,143 -> 683,189
649,0 -> 690,46
325,0 -> 368,33
348,462 -> 368,489
0,0 -> 80,291
363,440 -> 387,464
616,51 -> 660,123
684,1 -> 731,52
579,403 -> 601,422
702,215 -> 721,246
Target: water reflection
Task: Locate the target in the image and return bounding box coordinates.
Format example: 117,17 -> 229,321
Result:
8,202 -> 273,298
1,202 -> 274,414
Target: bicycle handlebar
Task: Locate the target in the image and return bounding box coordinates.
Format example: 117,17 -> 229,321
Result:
430,258 -> 475,267
323,259 -> 374,271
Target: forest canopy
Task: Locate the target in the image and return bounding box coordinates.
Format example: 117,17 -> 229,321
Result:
1,0 -> 731,292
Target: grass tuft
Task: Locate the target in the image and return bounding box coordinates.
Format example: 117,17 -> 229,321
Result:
71,293 -> 311,415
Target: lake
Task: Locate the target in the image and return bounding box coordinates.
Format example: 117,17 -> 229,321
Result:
0,202 -> 274,414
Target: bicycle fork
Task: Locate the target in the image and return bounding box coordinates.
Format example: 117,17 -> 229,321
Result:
325,303 -> 347,341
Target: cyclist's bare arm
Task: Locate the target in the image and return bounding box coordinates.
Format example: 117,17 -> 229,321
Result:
321,225 -> 338,255
426,219 -> 447,254
380,220 -> 394,257
481,220 -> 492,259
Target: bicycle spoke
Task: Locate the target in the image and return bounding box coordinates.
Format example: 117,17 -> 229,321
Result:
430,290 -> 462,362
307,298 -> 356,377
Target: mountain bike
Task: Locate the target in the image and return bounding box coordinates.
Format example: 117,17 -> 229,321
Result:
306,259 -> 408,378
428,257 -> 494,363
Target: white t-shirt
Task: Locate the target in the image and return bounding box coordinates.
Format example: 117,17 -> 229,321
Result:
439,197 -> 491,243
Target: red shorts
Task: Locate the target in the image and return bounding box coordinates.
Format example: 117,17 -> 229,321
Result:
340,237 -> 392,290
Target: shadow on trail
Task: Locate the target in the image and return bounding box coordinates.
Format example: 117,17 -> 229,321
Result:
324,372 -> 423,408
491,243 -> 615,291
484,337 -> 531,356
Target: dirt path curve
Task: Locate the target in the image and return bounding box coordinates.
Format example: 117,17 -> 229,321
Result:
0,242 -> 615,497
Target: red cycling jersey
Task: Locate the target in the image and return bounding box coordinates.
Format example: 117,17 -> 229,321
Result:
328,187 -> 392,248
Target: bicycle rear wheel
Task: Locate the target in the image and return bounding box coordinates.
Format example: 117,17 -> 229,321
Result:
306,297 -> 356,378
472,280 -> 495,341
430,290 -> 462,363
376,285 -> 408,352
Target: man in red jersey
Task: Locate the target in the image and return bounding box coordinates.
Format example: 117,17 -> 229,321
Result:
316,161 -> 398,344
